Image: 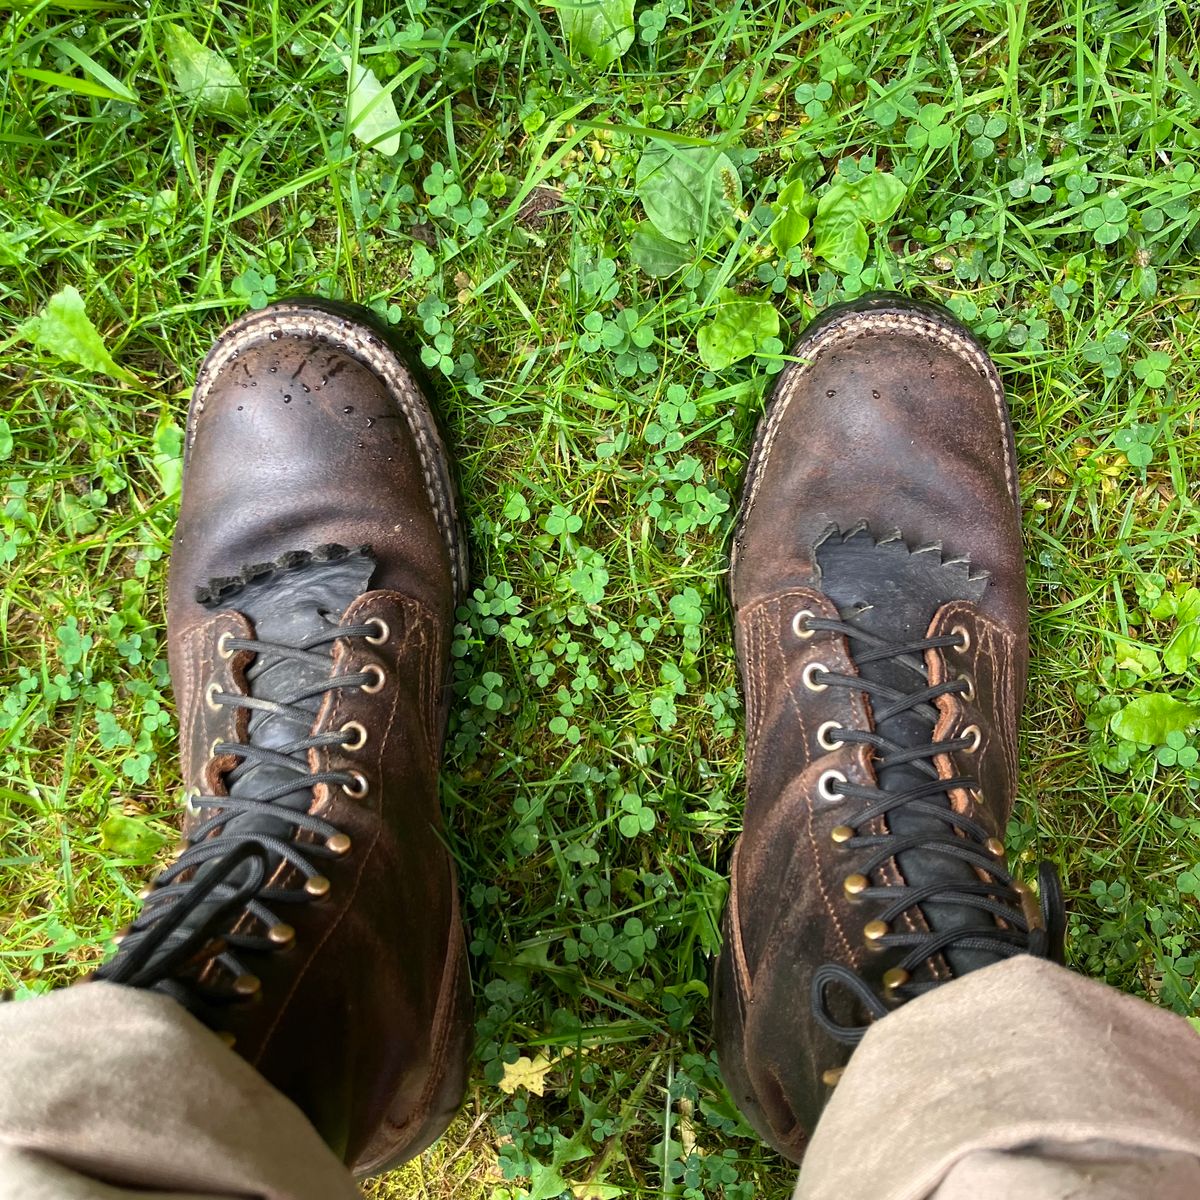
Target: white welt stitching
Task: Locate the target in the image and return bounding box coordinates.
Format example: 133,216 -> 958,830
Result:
188,306 -> 463,592
745,310 -> 1013,517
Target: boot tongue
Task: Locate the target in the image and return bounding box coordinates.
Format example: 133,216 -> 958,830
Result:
815,529 -> 996,974
215,551 -> 376,822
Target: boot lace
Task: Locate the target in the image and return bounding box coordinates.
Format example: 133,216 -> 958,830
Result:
95,618 -> 386,1008
798,614 -> 1065,1046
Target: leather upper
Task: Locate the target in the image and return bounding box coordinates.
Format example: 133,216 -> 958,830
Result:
164,303 -> 471,1173
715,296 -> 1030,1162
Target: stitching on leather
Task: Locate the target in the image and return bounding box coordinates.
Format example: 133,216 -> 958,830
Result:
775,619 -> 858,965
177,621 -> 204,786
744,310 -> 1012,522
253,700 -> 398,1062
725,841 -> 754,1001
189,307 -> 464,592
743,609 -> 769,765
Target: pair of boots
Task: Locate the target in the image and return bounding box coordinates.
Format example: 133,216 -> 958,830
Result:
94,293 -> 1063,1172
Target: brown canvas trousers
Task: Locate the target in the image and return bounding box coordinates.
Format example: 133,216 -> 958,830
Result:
2,958 -> 1199,1200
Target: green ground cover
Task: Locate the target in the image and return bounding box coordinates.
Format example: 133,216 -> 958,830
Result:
3,1 -> 1200,1196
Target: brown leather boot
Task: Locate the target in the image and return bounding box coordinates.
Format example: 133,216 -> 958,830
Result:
713,294 -> 1064,1163
95,300 -> 472,1175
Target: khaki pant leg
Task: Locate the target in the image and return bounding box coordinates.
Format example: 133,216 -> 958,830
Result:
0,983 -> 359,1200
794,957 -> 1200,1200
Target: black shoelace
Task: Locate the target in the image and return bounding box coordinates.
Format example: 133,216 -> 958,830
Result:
95,620 -> 382,1007
801,615 -> 1065,1046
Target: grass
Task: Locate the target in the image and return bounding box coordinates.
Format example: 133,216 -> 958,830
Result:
3,0 -> 1200,1195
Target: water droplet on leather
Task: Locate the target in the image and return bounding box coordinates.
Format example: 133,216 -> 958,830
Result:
357,441 -> 364,449
343,405 -> 354,414
269,330 -> 281,341
365,417 -> 375,428
237,405 -> 243,411
872,389 -> 880,399
301,384 -> 310,393
283,394 -> 292,403
826,389 -> 836,397
268,366 -> 277,373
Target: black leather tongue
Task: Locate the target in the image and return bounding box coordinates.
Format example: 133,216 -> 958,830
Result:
181,552 -> 375,947
226,551 -> 375,822
815,529 -> 997,975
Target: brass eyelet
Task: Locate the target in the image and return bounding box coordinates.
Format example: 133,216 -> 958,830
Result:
340,721 -> 368,751
864,919 -> 889,945
817,769 -> 847,802
843,873 -> 869,899
985,836 -> 1006,858
217,1030 -> 237,1048
267,923 -> 295,946
791,609 -> 816,639
360,664 -> 386,694
802,662 -> 830,692
817,720 -> 844,751
217,630 -> 237,660
232,974 -> 261,998
305,875 -> 331,898
959,674 -> 975,703
883,966 -> 910,992
204,681 -> 222,712
830,824 -> 854,844
962,724 -> 982,753
365,617 -> 390,645
326,832 -> 352,856
342,771 -> 369,799
951,624 -> 971,653
821,1067 -> 845,1087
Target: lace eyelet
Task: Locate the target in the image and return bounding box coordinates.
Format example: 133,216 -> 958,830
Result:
959,673 -> 975,702
830,824 -> 854,844
209,738 -> 223,760
184,787 -> 201,817
817,769 -> 847,802
843,873 -> 869,898
792,609 -> 816,639
951,624 -> 971,653
217,631 -> 237,660
340,721 -> 368,751
863,919 -> 889,946
342,771 -> 369,799
802,662 -> 830,692
821,1067 -> 845,1087
816,720 -> 844,751
232,973 -> 261,998
204,681 -> 222,712
883,966 -> 910,992
360,664 -> 386,694
305,875 -> 331,897
962,724 -> 982,753
985,836 -> 1006,858
327,833 -> 352,856
267,923 -> 295,946
365,617 -> 390,645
